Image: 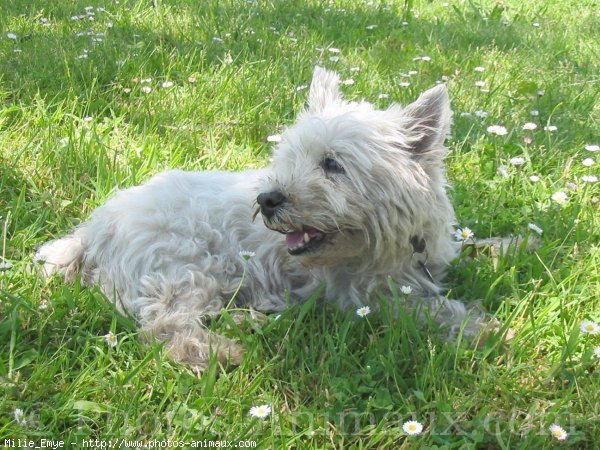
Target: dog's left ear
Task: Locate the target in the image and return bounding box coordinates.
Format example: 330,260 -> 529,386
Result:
403,84 -> 452,159
307,66 -> 342,114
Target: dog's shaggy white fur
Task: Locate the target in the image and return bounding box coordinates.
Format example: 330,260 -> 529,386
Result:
36,67 -> 487,372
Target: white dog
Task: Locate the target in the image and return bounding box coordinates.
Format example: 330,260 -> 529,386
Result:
36,67 -> 487,372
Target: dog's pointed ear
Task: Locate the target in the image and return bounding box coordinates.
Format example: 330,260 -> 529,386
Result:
307,66 -> 342,114
403,84 -> 452,158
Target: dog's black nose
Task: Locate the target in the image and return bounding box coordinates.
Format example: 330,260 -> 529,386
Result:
257,190 -> 286,219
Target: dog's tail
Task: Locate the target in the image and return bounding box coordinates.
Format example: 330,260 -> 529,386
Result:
35,234 -> 85,281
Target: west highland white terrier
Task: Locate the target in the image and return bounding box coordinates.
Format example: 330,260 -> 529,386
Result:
36,67 -> 488,372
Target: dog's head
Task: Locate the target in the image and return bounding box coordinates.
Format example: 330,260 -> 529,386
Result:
257,67 -> 455,266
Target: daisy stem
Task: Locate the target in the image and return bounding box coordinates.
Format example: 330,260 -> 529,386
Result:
225,262 -> 247,310
365,317 -> 375,337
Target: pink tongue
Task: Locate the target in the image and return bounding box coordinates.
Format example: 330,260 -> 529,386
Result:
286,231 -> 305,247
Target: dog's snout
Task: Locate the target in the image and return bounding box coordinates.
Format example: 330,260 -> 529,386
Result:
257,190 -> 286,219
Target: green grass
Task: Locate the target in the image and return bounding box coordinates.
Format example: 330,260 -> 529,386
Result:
1,0 -> 599,448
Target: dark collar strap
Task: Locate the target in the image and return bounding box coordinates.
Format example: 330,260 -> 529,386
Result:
410,235 -> 435,283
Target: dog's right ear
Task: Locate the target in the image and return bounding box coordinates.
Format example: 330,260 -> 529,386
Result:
402,84 -> 452,160
307,66 -> 342,114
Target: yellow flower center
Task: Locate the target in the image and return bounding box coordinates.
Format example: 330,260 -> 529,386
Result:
586,324 -> 594,331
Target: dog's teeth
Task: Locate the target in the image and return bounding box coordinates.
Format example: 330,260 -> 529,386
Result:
303,233 -> 310,244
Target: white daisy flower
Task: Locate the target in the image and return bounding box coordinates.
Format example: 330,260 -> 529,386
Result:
249,404 -> 271,419
582,158 -> 595,167
475,80 -> 486,87
528,223 -> 543,235
544,125 -> 557,132
266,134 -> 281,143
356,306 -> 371,318
497,166 -> 510,179
141,86 -> 152,94
400,286 -> 413,295
295,84 -> 308,91
474,110 -> 488,118
14,408 -> 26,426
187,76 -> 197,83
421,56 -> 431,62
366,24 -> 378,30
408,70 -> 418,76
594,347 -> 600,359
582,175 -> 597,183
522,122 -> 537,130
104,332 -> 118,347
549,424 -> 568,441
0,261 -> 13,270
239,250 -> 255,260
328,56 -> 340,62
474,66 -> 485,72
161,81 -> 174,88
378,93 -> 389,99
402,420 -> 424,435
487,125 -> 508,136
529,175 -> 540,182
342,79 -> 355,86
584,144 -> 599,152
328,47 -> 340,53
7,33 -> 17,40
551,191 -> 568,205
530,109 -> 539,116
537,90 -> 545,96
580,320 -> 600,335
509,157 -> 526,166
454,227 -> 474,241
399,81 -> 410,87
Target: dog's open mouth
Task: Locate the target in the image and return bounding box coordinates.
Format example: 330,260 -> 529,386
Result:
284,226 -> 326,255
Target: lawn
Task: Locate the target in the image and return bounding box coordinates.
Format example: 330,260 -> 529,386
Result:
1,0 -> 599,448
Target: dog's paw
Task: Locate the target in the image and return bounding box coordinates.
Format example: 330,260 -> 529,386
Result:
164,332 -> 244,374
215,340 -> 245,367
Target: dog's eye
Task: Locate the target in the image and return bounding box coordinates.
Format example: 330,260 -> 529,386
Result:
321,157 -> 345,175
